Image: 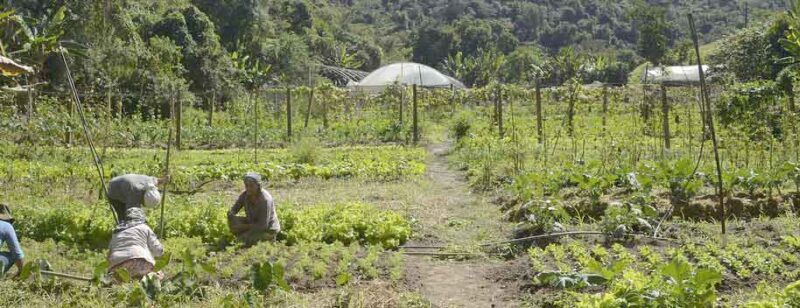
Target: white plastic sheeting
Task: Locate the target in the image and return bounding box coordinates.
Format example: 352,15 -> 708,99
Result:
349,62 -> 466,91
642,65 -> 711,86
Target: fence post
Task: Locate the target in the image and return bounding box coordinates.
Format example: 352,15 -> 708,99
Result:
661,85 -> 670,150
399,86 -> 404,124
67,97 -> 74,145
175,90 -> 182,150
323,89 -> 328,129
305,87 -> 313,129
208,90 -> 215,127
413,84 -> 419,144
602,86 -> 609,131
254,93 -> 259,163
105,89 -> 111,119
286,87 -> 292,141
536,82 -> 543,144
498,87 -> 504,139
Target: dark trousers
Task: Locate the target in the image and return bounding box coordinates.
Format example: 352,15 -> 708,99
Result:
0,251 -> 18,275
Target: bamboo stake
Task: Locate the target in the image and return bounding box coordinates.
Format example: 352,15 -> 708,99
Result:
602,85 -> 608,132
175,91 -> 182,150
661,85 -> 671,151
208,89 -> 214,127
60,46 -> 117,224
305,87 -> 313,129
536,81 -> 543,144
690,13 -> 726,236
254,93 -> 259,164
286,87 -> 292,141
413,84 -> 419,144
159,121 -> 172,239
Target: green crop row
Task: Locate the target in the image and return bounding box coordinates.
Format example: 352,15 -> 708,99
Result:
0,145 -> 426,190
12,199 -> 411,250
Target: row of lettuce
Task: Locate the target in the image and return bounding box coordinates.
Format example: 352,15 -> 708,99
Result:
12,197 -> 411,250
0,145 -> 426,190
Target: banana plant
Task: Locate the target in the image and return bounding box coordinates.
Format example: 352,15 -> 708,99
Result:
4,6 -> 75,69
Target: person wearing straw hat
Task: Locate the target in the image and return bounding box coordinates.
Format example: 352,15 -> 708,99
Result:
107,207 -> 164,281
107,174 -> 169,222
228,172 -> 281,246
0,203 -> 24,278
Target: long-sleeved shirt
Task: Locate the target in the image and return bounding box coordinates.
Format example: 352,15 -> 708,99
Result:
229,189 -> 281,233
107,174 -> 158,208
107,224 -> 164,268
0,221 -> 23,261
107,174 -> 158,221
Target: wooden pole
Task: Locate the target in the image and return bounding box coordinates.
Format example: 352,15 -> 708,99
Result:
661,85 -> 671,150
536,81 -> 543,144
602,86 -> 608,131
105,88 -> 111,119
286,87 -> 292,141
567,88 -> 575,137
323,89 -> 328,129
159,120 -> 172,239
118,89 -> 124,119
497,87 -> 504,138
254,93 -> 259,164
305,87 -> 313,129
413,84 -> 419,144
744,2 -> 749,28
67,97 -> 74,145
27,86 -> 34,123
208,90 -> 214,127
690,13 -> 725,235
399,86 -> 404,124
175,90 -> 182,150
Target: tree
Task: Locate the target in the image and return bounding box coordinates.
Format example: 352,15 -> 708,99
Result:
411,24 -> 454,67
632,4 -> 669,65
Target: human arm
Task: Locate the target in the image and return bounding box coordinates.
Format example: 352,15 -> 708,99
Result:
4,225 -> 25,277
228,193 -> 245,217
147,227 -> 164,258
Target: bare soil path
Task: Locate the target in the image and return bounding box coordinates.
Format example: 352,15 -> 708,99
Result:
403,142 -> 521,308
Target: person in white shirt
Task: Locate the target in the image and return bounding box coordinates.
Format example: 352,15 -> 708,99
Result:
107,207 -> 164,281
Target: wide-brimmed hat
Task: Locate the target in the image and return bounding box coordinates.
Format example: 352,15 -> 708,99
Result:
0,203 -> 13,223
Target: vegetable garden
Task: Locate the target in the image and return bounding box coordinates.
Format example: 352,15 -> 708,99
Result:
2,77 -> 800,306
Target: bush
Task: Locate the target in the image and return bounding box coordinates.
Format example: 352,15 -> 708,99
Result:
450,110 -> 473,141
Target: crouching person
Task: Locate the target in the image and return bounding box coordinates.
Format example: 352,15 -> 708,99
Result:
228,173 -> 281,247
0,204 -> 24,278
107,174 -> 167,222
108,208 -> 164,281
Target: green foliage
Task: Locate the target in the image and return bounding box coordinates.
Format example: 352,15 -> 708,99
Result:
250,262 -> 290,294
658,158 -> 704,202
718,81 -> 784,140
450,110 -> 474,142
576,258 -> 723,307
12,199 -> 411,250
711,15 -> 791,82
632,4 -> 669,65
599,201 -> 657,237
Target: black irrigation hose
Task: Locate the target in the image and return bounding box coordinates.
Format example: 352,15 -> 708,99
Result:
399,231 -> 677,252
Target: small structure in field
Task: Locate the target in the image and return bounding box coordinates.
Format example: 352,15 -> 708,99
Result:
349,62 -> 466,92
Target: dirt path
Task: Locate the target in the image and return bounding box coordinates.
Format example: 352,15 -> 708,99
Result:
403,142 -> 521,308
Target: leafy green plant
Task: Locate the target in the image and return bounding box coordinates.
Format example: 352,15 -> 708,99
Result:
599,201 -> 657,238
250,262 -> 290,294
